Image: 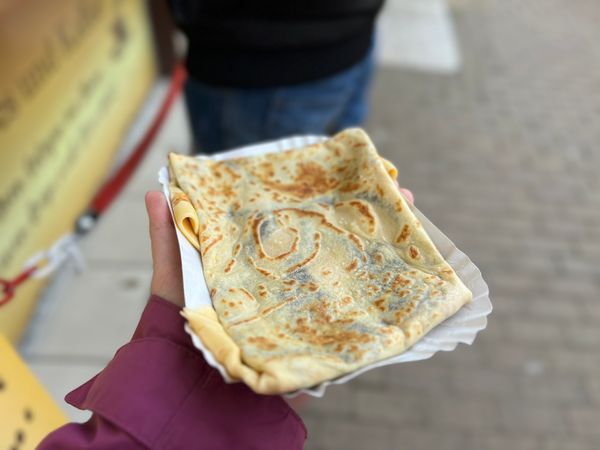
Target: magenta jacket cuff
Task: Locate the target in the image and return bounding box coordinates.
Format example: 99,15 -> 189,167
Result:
38,295 -> 307,449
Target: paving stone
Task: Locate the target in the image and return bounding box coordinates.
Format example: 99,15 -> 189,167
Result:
464,433 -> 543,450
548,349 -> 600,376
486,343 -> 551,373
563,324 -> 600,350
585,378 -> 600,405
566,407 -> 600,438
525,296 -> 581,324
450,368 -> 520,399
517,375 -> 587,405
504,318 -> 563,346
428,397 -> 500,432
389,428 -> 467,450
383,362 -> 455,394
303,418 -> 393,450
301,384 -> 357,419
498,401 -> 568,435
354,390 -> 427,427
542,437 -> 600,450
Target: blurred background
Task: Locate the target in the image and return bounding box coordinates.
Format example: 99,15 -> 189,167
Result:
1,0 -> 599,448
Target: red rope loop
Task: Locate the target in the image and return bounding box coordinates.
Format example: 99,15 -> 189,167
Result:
0,266 -> 38,307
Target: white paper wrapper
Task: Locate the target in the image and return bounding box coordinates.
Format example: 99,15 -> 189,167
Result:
158,135 -> 492,398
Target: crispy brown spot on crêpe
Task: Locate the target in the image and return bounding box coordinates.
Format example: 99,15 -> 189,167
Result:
228,315 -> 261,328
275,207 -> 345,231
251,215 -> 267,258
396,224 -> 411,243
392,274 -> 411,289
375,184 -> 384,197
224,258 -> 236,273
345,258 -> 359,272
171,192 -> 190,206
261,296 -> 298,316
306,282 -> 320,292
347,232 -> 366,254
348,200 -> 377,234
210,288 -> 216,297
409,245 -> 420,259
257,284 -> 268,297
395,200 -> 403,212
291,304 -> 373,351
285,232 -> 321,274
222,164 -> 241,180
236,288 -> 257,302
341,296 -> 353,305
202,235 -> 223,256
339,181 -> 361,192
247,336 -> 277,351
374,297 -> 387,312
275,208 -> 365,257
367,284 -> 380,295
216,183 -> 236,200
247,256 -> 278,279
257,162 -> 338,199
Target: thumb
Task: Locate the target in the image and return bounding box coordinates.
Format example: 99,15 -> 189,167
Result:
146,191 -> 177,259
145,191 -> 184,306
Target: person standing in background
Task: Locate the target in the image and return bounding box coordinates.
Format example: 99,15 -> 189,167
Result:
168,0 -> 385,153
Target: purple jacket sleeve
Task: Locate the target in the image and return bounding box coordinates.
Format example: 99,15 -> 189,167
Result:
38,295 -> 307,449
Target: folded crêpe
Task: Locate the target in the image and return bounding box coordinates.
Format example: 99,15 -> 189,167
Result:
168,129 -> 472,394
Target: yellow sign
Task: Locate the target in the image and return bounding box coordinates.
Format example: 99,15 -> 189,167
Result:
0,0 -> 156,342
0,334 -> 67,449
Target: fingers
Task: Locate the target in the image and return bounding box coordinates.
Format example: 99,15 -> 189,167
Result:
399,188 -> 414,205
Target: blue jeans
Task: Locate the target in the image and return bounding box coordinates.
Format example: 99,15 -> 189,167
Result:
183,47 -> 375,154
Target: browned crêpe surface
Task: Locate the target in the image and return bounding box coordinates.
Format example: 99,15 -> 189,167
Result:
168,129 -> 472,394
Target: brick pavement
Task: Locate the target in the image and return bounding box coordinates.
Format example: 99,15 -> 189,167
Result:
300,0 -> 600,449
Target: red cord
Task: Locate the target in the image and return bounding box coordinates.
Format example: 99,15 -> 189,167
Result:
90,62 -> 187,215
0,266 -> 38,307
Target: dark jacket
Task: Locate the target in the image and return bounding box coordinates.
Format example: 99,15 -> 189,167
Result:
169,0 -> 384,87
